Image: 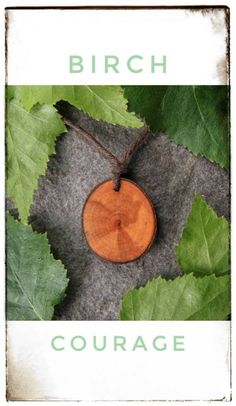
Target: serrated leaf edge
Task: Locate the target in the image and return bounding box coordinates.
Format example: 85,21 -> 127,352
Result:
7,100 -> 67,224
7,213 -> 69,282
175,193 -> 229,270
7,85 -> 144,129
7,213 -> 69,320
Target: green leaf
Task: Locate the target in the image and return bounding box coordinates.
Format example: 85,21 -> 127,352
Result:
124,85 -> 229,168
7,85 -> 143,128
7,99 -> 66,223
120,273 -> 230,321
7,213 -> 69,320
176,194 -> 229,277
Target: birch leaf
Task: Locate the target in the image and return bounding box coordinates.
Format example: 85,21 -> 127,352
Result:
124,85 -> 229,168
176,194 -> 229,276
7,214 -> 69,320
7,99 -> 66,223
7,85 -> 143,128
120,273 -> 230,321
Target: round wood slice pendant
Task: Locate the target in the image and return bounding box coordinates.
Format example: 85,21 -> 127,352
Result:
82,179 -> 157,263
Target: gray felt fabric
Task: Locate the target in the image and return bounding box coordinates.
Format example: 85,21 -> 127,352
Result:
7,102 -> 230,320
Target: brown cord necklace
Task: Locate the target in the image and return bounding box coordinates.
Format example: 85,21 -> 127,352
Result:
64,118 -> 157,263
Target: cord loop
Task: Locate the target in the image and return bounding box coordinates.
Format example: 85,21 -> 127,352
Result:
63,118 -> 149,191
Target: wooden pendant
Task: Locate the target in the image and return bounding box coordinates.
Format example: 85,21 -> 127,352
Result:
82,179 -> 157,263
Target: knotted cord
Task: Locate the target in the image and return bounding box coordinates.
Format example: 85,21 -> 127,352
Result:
63,118 -> 149,191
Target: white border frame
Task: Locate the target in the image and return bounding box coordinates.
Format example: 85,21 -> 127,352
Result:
0,1 -> 235,405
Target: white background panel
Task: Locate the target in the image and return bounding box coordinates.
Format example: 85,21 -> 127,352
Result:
7,321 -> 230,401
7,8 -> 228,85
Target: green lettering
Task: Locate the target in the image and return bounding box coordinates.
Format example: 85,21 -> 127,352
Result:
132,336 -> 147,351
71,336 -> 86,351
174,336 -> 185,351
93,336 -> 106,351
69,55 -> 83,73
92,55 -> 96,73
51,335 -> 65,351
153,336 -> 167,351
114,336 -> 126,351
151,55 -> 167,73
105,55 -> 119,73
127,55 -> 143,73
